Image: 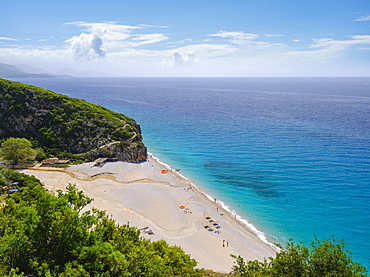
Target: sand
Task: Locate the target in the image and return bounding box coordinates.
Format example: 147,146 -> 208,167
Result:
21,155 -> 277,273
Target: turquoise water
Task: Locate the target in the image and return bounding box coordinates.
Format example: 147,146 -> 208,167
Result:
16,77 -> 370,269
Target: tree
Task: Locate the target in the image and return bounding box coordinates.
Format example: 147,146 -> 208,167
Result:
0,138 -> 36,163
231,237 -> 368,277
0,167 -> 201,276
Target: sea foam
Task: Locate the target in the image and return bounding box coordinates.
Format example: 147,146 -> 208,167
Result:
148,151 -> 280,252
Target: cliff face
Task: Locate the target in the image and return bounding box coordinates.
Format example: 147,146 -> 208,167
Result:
0,78 -> 147,162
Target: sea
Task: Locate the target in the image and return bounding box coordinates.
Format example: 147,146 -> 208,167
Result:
13,77 -> 370,269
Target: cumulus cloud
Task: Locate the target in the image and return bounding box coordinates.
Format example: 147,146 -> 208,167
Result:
66,33 -> 106,60
172,50 -> 196,66
64,21 -> 169,60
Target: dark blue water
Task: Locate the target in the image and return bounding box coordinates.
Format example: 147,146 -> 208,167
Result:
15,77 -> 370,269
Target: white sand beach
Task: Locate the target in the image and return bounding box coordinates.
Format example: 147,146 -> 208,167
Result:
21,155 -> 277,273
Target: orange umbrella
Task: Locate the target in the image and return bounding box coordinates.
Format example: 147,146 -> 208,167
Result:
179,205 -> 185,209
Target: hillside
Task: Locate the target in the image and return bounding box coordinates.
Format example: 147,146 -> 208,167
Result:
0,78 -> 147,162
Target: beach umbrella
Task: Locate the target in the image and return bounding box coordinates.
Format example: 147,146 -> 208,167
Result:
179,205 -> 186,209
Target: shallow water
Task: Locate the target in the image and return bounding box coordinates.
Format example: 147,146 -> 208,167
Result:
16,77 -> 370,269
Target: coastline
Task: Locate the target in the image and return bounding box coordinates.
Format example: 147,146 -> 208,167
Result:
149,152 -> 280,252
21,153 -> 277,273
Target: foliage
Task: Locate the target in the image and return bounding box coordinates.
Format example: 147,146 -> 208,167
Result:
231,237 -> 368,277
0,138 -> 36,163
0,78 -> 146,161
0,167 -> 199,276
0,169 -> 366,276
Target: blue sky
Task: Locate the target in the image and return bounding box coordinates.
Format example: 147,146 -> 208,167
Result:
1,0 -> 370,76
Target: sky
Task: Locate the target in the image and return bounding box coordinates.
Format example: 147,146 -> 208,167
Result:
1,0 -> 370,77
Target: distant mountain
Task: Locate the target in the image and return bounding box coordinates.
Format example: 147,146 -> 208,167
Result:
0,63 -> 72,78
55,68 -> 117,77
16,64 -> 50,74
0,63 -> 116,78
0,63 -> 33,78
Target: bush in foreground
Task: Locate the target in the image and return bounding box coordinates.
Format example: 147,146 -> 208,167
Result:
231,236 -> 367,277
0,168 -> 199,276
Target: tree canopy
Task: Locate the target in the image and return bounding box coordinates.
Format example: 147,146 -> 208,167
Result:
231,237 -> 368,277
0,137 -> 36,163
0,167 -> 200,276
0,166 -> 367,276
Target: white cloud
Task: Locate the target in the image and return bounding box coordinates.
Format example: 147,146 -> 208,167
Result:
167,38 -> 193,45
355,15 -> 370,22
209,31 -> 259,44
283,35 -> 370,62
172,43 -> 238,59
310,35 -> 370,50
0,37 -> 18,41
1,20 -> 370,77
265,34 -> 284,37
131,33 -> 169,46
138,24 -> 170,29
208,31 -> 285,49
66,33 -> 106,60
63,21 -> 170,59
64,21 -> 140,35
172,50 -> 196,66
64,21 -> 137,54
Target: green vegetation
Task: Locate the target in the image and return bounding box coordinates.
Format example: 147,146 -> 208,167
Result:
231,237 -> 367,277
0,78 -> 146,162
0,137 -> 36,163
0,166 -> 367,276
0,167 -> 201,276
0,78 -> 367,276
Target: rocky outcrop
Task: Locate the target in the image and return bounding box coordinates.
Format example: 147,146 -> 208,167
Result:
90,142 -> 147,163
0,78 -> 147,162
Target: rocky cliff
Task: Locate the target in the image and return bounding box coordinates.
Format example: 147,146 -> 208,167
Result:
0,78 -> 147,162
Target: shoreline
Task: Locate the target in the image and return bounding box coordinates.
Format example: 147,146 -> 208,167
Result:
21,154 -> 278,273
149,152 -> 280,252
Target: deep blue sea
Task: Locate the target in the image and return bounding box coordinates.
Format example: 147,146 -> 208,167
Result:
15,77 -> 370,269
